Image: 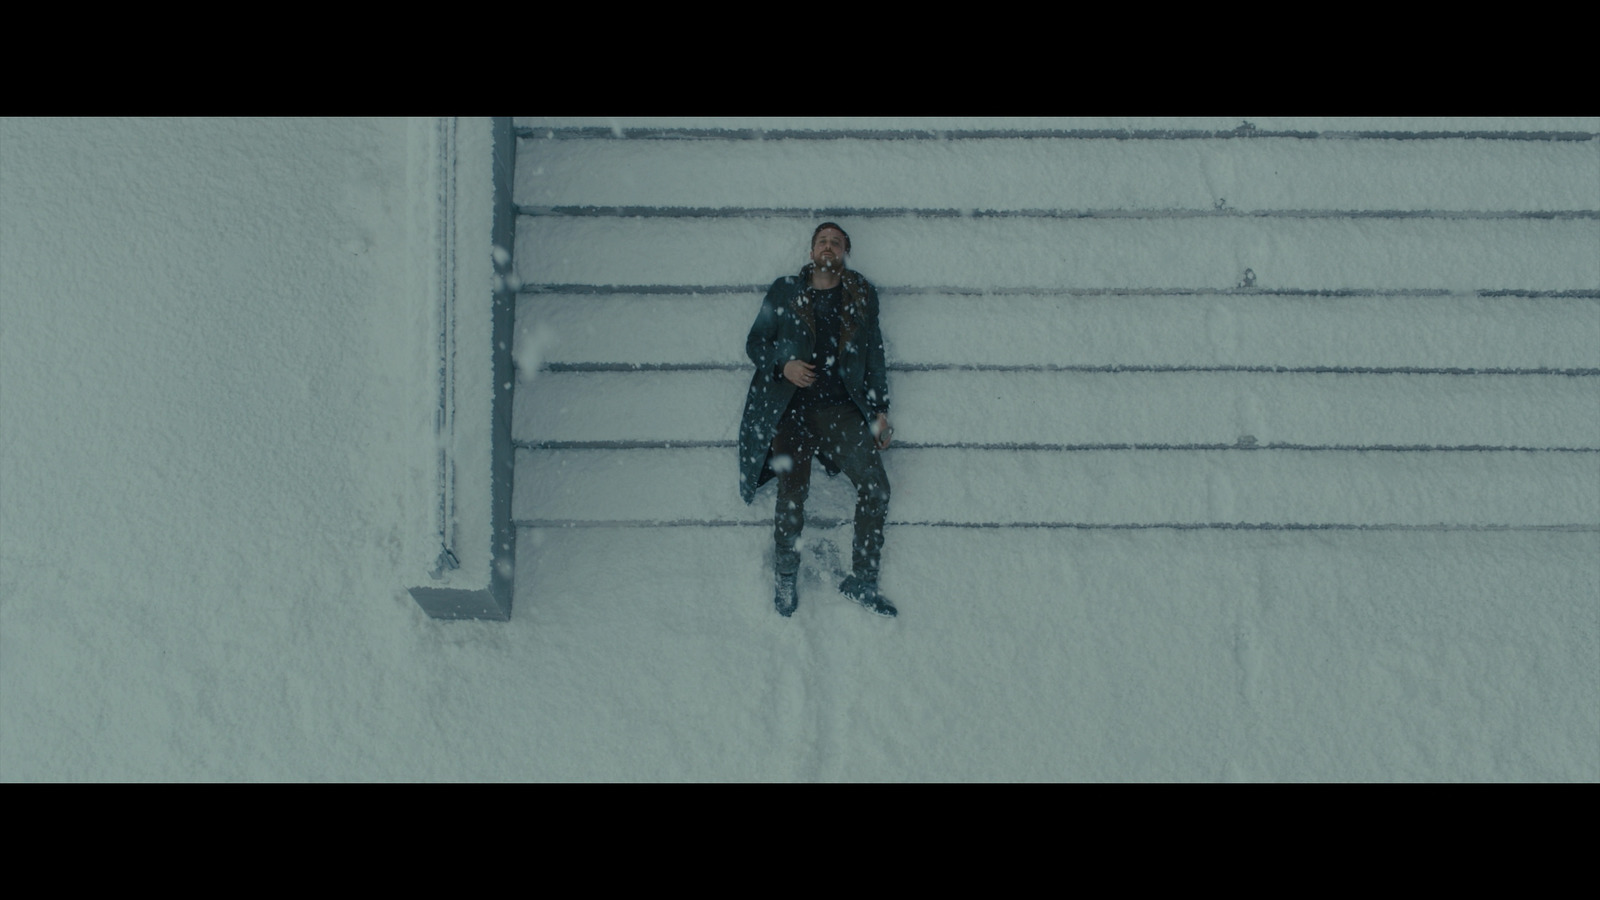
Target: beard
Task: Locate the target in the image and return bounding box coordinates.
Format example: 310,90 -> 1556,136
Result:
815,252 -> 844,273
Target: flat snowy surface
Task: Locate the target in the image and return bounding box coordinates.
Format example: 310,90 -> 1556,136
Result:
2,117 -> 1596,781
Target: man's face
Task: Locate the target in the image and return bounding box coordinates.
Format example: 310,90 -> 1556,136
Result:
811,228 -> 848,272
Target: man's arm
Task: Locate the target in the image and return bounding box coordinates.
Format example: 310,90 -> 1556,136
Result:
861,281 -> 891,449
750,278 -> 815,385
746,280 -> 786,380
861,281 -> 890,416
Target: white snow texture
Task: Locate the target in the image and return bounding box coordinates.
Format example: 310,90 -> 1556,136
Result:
1,116 -> 1596,781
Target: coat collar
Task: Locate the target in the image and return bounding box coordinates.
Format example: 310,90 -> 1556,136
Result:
795,264 -> 865,349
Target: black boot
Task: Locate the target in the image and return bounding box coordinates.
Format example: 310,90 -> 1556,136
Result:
839,574 -> 896,618
774,572 -> 799,617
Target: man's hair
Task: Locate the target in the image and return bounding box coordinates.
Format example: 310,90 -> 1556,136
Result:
812,222 -> 851,252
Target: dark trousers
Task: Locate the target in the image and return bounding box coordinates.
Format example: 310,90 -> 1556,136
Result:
770,402 -> 890,580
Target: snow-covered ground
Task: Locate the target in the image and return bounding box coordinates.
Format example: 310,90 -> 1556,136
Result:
2,117 -> 1595,780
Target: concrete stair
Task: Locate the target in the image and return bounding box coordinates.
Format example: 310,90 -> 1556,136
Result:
508,117 -> 1598,606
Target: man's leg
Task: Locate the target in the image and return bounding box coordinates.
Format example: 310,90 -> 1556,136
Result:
811,405 -> 891,583
770,406 -> 814,579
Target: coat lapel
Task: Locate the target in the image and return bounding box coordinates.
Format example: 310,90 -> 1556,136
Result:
798,264 -> 865,357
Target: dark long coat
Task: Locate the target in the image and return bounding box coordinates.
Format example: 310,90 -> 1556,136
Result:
739,265 -> 890,503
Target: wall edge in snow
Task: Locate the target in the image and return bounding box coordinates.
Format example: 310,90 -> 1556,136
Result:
409,116 -> 518,621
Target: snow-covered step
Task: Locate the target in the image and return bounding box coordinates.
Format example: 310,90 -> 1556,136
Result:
514,216 -> 1598,292
517,293 -> 1600,371
515,116 -> 1598,133
516,137 -> 1599,213
513,446 -> 1598,528
513,370 -> 1600,449
518,114 -> 1593,128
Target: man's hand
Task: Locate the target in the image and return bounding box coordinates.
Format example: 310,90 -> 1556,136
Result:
872,413 -> 893,450
783,360 -> 816,388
